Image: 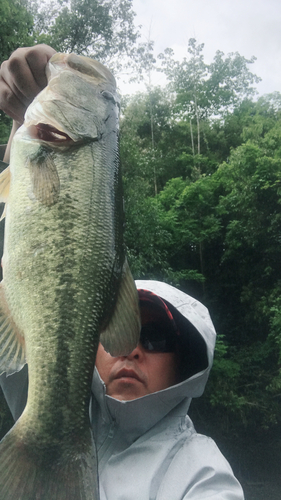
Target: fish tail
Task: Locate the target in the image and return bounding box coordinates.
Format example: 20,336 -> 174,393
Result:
0,420 -> 99,500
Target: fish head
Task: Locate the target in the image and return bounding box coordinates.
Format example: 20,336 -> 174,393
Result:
22,53 -> 120,144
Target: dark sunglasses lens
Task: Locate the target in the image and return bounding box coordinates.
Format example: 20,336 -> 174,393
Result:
141,337 -> 170,352
140,324 -> 176,353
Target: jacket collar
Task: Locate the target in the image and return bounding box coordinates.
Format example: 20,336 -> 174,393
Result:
91,366 -> 207,446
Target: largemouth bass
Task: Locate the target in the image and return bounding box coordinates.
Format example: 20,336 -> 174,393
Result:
0,53 -> 140,500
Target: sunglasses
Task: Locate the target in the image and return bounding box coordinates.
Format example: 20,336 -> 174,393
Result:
139,322 -> 177,353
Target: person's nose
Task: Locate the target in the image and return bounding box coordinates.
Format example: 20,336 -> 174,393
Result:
122,343 -> 144,361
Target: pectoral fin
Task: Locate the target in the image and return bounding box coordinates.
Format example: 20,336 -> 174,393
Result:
0,165 -> 11,220
28,147 -> 60,206
99,260 -> 141,357
0,283 -> 26,375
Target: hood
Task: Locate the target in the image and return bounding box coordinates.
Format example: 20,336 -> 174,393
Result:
91,281 -> 217,444
136,280 -> 216,386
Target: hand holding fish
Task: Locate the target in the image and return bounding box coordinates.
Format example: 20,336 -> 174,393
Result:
0,44 -> 56,124
0,44 -> 56,162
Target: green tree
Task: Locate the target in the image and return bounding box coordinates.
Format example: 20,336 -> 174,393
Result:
123,94 -> 281,430
0,0 -> 34,61
120,87 -> 176,195
0,0 -> 35,142
31,0 -> 140,74
159,38 -> 260,167
0,0 -> 144,142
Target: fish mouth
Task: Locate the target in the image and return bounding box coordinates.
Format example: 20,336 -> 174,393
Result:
28,123 -> 74,143
115,369 -> 143,383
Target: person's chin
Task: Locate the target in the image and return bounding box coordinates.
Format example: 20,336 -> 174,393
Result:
107,378 -> 148,401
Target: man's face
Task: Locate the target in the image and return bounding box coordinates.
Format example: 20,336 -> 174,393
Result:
95,343 -> 178,401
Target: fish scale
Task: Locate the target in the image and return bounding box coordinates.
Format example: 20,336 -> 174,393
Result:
0,53 -> 140,500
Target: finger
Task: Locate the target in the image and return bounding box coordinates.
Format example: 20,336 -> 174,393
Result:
0,45 -> 56,122
1,52 -> 42,105
25,44 -> 56,89
1,45 -> 56,105
0,60 -> 40,113
0,78 -> 26,123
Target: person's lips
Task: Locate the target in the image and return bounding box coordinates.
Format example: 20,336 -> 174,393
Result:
114,368 -> 143,383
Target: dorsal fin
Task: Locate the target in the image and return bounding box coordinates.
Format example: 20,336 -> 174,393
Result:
99,260 -> 141,357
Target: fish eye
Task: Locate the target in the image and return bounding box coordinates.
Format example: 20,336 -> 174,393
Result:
101,90 -> 116,103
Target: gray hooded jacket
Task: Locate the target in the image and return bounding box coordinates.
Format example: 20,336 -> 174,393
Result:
0,280 -> 244,499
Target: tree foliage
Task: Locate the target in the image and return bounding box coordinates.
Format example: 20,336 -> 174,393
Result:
1,11 -> 281,448
158,38 -> 261,169
0,0 -> 143,143
159,38 -> 261,120
121,78 -> 281,431
0,0 -> 34,61
31,0 -> 139,72
0,0 -> 36,142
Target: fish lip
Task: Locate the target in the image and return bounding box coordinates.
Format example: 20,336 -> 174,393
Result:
114,368 -> 143,383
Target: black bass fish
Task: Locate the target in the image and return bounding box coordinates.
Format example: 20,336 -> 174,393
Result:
0,53 -> 140,500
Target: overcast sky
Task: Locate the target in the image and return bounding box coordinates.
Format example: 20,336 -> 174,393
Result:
121,0 -> 281,96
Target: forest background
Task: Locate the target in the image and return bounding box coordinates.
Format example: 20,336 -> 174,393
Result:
0,1 -> 281,498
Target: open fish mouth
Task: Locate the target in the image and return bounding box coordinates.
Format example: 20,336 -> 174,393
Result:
28,124 -> 74,144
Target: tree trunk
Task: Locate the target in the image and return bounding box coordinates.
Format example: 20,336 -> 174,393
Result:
199,241 -> 205,296
190,119 -> 195,159
194,95 -> 201,175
